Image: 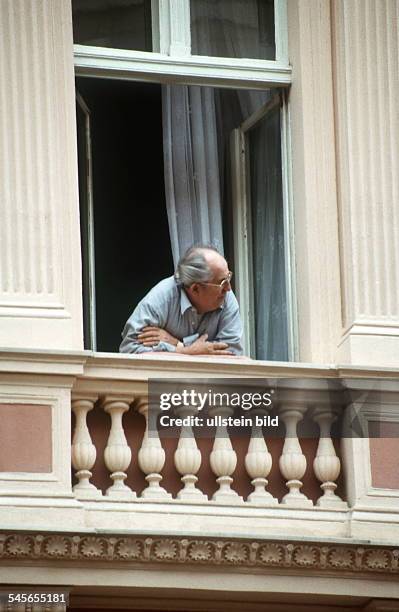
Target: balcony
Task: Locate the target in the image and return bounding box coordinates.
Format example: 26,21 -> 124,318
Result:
0,349 -> 398,601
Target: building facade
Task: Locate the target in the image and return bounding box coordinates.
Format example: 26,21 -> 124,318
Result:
0,1 -> 399,610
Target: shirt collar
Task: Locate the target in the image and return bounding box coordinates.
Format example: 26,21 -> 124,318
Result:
180,287 -> 194,314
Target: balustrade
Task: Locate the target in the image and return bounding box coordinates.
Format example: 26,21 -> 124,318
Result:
312,405 -> 347,509
137,399 -> 171,499
279,404 -> 313,507
174,404 -> 207,501
101,396 -> 136,500
71,395 -> 102,500
71,394 -> 347,507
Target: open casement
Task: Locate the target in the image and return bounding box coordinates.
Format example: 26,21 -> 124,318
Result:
230,91 -> 296,360
76,91 -> 97,350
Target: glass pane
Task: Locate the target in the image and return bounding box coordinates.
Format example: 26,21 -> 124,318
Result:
248,105 -> 288,360
190,0 -> 275,60
72,0 -> 152,52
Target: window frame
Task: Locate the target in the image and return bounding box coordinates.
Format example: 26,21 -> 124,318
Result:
72,0 -> 298,361
73,0 -> 291,87
230,91 -> 297,360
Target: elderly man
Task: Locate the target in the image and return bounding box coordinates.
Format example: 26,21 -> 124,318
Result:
119,245 -> 243,356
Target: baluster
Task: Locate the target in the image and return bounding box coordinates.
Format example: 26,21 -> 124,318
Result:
174,405 -> 207,501
102,396 -> 136,500
71,395 -> 102,499
245,408 -> 277,505
209,406 -> 242,503
279,405 -> 313,506
313,406 -> 347,508
137,399 -> 171,499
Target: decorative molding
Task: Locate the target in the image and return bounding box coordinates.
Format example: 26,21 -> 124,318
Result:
0,532 -> 397,576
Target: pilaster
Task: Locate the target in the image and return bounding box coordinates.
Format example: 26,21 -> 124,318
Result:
0,0 -> 83,349
332,0 -> 399,366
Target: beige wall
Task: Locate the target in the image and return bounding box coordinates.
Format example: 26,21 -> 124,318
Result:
0,0 -> 399,366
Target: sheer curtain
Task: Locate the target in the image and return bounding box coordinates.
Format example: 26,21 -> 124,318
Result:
249,106 -> 288,361
190,0 -> 275,60
162,85 -> 224,265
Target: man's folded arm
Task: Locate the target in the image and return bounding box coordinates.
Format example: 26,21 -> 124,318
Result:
119,301 -> 176,354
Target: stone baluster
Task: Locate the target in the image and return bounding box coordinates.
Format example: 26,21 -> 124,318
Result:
313,406 -> 347,508
102,396 -> 136,500
209,406 -> 242,503
71,395 -> 102,500
279,405 -> 313,506
245,408 -> 277,505
137,399 -> 171,499
174,405 -> 207,501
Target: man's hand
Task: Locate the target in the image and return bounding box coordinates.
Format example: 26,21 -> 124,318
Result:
138,326 -> 179,347
176,334 -> 232,356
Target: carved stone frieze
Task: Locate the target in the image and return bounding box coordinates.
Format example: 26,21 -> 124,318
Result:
0,533 -> 398,575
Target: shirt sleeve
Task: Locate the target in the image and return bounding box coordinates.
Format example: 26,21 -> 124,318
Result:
214,292 -> 244,356
183,333 -> 199,346
119,297 -> 176,354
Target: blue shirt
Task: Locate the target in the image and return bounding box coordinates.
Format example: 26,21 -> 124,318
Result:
120,276 -> 243,355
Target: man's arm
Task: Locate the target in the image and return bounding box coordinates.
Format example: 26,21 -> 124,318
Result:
213,292 -> 244,356
120,300 -> 177,354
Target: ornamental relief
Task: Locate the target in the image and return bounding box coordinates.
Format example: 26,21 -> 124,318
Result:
0,533 -> 398,576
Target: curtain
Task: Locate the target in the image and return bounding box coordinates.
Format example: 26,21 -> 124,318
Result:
249,105 -> 288,361
190,0 -> 275,60
162,85 -> 224,265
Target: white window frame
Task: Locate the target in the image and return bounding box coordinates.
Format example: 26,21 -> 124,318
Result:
73,0 -> 291,88
230,91 -> 297,360
73,0 -> 297,360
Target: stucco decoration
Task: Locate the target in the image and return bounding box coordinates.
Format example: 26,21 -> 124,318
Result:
0,533 -> 398,576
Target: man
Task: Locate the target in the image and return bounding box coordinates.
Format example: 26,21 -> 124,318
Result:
119,245 -> 243,356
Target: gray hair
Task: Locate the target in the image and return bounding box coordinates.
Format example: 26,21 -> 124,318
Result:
175,245 -> 220,287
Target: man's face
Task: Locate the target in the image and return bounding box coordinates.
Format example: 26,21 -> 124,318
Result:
187,252 -> 232,314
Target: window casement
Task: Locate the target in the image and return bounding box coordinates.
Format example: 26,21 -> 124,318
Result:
72,0 -> 296,361
73,0 -> 290,87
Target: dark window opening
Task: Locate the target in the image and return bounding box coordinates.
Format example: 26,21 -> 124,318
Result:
76,77 -> 174,352
72,0 -> 153,52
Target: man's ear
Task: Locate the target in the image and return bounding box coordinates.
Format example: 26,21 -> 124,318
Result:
188,283 -> 200,295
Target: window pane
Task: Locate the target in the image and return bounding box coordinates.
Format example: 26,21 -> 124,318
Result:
190,0 -> 275,60
72,0 -> 152,52
248,105 -> 288,360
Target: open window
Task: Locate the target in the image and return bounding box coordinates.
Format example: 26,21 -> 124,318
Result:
73,1 -> 295,359
75,79 -> 295,359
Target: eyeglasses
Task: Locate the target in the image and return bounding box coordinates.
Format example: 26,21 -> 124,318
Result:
201,271 -> 233,290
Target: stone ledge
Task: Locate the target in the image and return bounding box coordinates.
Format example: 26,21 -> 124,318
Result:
0,532 -> 398,576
